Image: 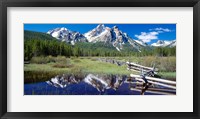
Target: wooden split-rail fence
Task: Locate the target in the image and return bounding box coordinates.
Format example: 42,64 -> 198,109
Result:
126,61 -> 176,95
127,61 -> 158,74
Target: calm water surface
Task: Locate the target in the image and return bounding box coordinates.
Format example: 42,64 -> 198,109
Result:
24,74 -> 176,95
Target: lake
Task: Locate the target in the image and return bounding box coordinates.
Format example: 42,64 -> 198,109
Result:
24,73 -> 176,95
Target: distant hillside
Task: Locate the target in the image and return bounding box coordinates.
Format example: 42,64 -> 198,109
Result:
75,42 -> 138,55
24,30 -> 57,41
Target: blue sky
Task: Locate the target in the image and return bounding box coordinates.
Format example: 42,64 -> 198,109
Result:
24,24 -> 176,44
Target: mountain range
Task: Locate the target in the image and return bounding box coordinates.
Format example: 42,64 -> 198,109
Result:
46,24 -> 176,52
151,40 -> 176,47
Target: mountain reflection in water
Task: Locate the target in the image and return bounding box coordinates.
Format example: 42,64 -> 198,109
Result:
46,74 -> 124,92
24,74 -> 176,95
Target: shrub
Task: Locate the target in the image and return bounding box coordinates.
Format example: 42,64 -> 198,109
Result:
73,59 -> 81,63
30,56 -> 49,64
52,63 -> 73,68
52,58 -> 73,68
136,56 -> 176,72
70,66 -> 84,76
158,57 -> 176,72
30,56 -> 69,64
90,58 -> 97,61
54,56 -> 67,63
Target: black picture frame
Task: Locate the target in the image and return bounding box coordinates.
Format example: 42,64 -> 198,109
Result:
0,0 -> 200,119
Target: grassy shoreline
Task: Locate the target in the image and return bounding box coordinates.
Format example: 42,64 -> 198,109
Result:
24,56 -> 176,83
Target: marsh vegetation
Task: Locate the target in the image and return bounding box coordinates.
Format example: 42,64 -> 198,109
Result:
24,56 -> 176,83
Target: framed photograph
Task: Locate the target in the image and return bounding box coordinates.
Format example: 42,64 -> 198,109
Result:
0,0 -> 199,118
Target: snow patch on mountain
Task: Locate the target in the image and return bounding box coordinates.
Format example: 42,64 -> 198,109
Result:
46,24 -> 175,52
134,40 -> 147,46
47,27 -> 87,44
151,40 -> 176,47
84,24 -> 144,52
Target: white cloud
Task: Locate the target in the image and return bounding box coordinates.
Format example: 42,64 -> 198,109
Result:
135,27 -> 173,43
135,31 -> 159,43
150,27 -> 172,33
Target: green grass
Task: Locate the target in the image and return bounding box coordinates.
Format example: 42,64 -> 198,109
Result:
136,56 -> 176,72
158,72 -> 176,80
24,57 -> 135,83
25,57 -> 133,75
24,56 -> 176,83
102,56 -> 176,72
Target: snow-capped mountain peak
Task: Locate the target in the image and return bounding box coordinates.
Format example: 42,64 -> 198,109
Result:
85,25 -> 130,51
46,24 -> 175,52
47,27 -> 87,44
47,24 -> 141,51
96,24 -> 105,30
84,25 -> 129,43
47,27 -> 70,39
84,24 -> 108,42
151,40 -> 176,47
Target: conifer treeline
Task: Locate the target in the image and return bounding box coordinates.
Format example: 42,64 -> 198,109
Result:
24,30 -> 176,60
24,39 -> 176,61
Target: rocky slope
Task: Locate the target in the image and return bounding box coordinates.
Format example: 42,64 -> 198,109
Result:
47,24 -> 176,52
47,27 -> 87,45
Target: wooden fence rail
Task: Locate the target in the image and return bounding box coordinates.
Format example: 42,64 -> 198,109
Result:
130,74 -> 176,85
127,61 -> 158,70
126,61 -> 176,90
